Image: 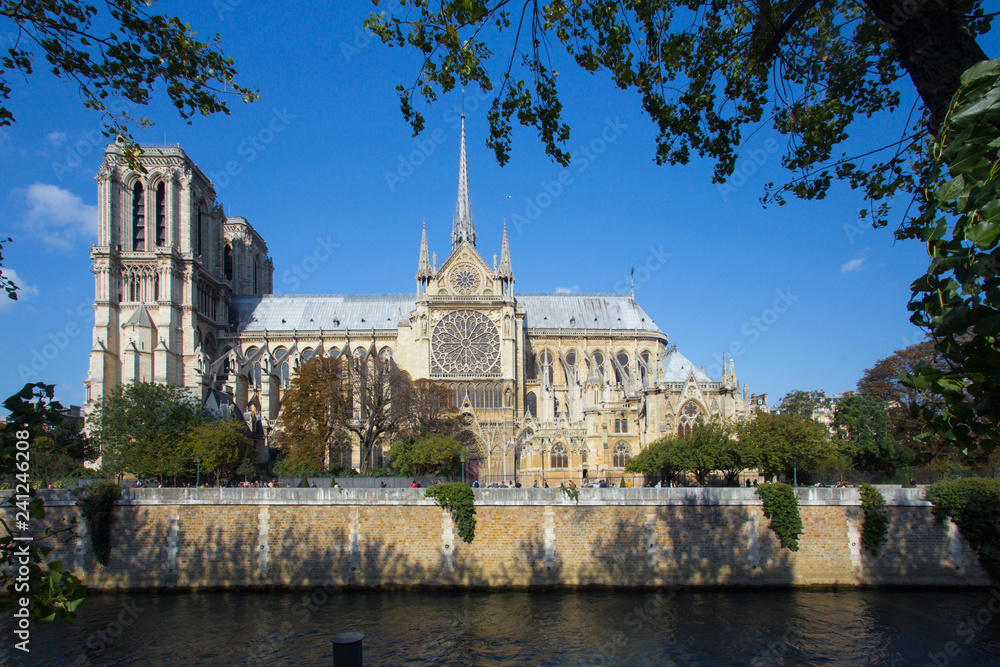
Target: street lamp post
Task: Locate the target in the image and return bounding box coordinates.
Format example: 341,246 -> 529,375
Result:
196,455 -> 201,488
460,453 -> 466,484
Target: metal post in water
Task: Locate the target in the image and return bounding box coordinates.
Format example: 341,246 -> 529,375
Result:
331,632 -> 364,666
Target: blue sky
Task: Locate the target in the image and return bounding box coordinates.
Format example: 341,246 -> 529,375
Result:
1,2 -> 995,410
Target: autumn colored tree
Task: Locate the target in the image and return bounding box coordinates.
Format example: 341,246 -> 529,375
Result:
276,355 -> 350,472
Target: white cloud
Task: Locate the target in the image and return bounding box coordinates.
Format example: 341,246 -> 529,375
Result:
555,285 -> 579,294
46,131 -> 67,146
840,258 -> 864,273
0,268 -> 39,314
13,183 -> 98,249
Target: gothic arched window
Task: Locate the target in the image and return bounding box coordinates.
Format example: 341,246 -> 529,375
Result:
551,443 -> 568,469
131,182 -> 145,251
539,350 -> 554,386
613,442 -> 630,468
196,206 -> 203,256
155,182 -> 166,246
679,402 -> 703,437
223,244 -> 233,281
526,392 -> 537,419
615,352 -> 630,384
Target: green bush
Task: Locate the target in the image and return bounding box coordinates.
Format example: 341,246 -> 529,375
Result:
77,481 -> 122,566
559,485 -> 580,504
756,482 -> 803,551
926,478 -> 1000,580
425,482 -> 476,543
858,484 -> 888,556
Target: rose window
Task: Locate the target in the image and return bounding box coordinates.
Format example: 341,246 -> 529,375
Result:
450,265 -> 481,295
431,310 -> 501,377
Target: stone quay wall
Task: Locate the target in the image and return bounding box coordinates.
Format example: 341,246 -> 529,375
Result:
5,487 -> 990,591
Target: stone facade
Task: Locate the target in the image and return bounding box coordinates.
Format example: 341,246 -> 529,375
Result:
16,488 -> 989,590
86,122 -> 768,482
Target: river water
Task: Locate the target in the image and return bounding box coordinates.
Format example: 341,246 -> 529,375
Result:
8,588 -> 1000,666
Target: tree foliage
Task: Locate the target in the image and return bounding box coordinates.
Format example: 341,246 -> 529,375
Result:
778,390 -> 829,418
185,420 -> 255,486
276,355 -> 351,472
366,0 -> 992,227
903,60 -> 1000,454
88,381 -> 203,480
77,480 -> 121,566
388,433 -> 465,477
1,0 -> 257,165
1,383 -> 87,622
926,477 -> 1000,581
736,411 -> 831,480
833,393 -> 912,475
858,483 -> 889,557
343,348 -> 416,473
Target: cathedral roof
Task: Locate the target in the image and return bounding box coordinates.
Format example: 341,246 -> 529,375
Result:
230,293 -> 662,334
517,294 -> 661,332
230,294 -> 417,332
661,347 -> 711,382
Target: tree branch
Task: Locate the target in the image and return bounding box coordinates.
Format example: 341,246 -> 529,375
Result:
759,0 -> 822,62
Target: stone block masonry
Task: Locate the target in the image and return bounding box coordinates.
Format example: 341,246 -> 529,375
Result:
4,487 -> 989,591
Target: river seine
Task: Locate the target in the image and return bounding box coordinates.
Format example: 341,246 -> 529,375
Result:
10,588 -> 1000,665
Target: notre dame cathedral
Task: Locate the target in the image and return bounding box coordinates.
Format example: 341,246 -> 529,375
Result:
85,119 -> 767,484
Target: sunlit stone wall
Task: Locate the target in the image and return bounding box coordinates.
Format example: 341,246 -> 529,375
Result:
9,487 -> 989,590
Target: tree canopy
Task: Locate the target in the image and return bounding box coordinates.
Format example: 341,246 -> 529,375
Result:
186,420 -> 255,486
1,0 -> 257,164
833,393 -> 912,474
736,411 -> 832,480
276,355 -> 351,472
88,381 -> 204,480
388,433 -> 465,477
366,0 -> 993,226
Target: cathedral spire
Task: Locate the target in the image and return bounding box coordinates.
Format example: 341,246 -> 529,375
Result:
416,218 -> 433,281
452,114 -> 476,249
498,219 -> 514,281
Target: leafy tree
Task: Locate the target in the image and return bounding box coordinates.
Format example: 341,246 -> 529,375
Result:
88,381 -> 203,481
1,0 -> 257,165
833,393 -> 912,475
185,420 -> 255,486
276,355 -> 351,472
675,420 -> 734,486
388,433 -> 465,477
625,434 -> 684,482
1,235 -> 16,301
902,61 -> 1000,453
1,383 -> 86,622
737,411 -> 831,481
343,348 -> 416,473
365,0 -> 992,226
778,390 -> 829,419
404,378 -> 460,438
